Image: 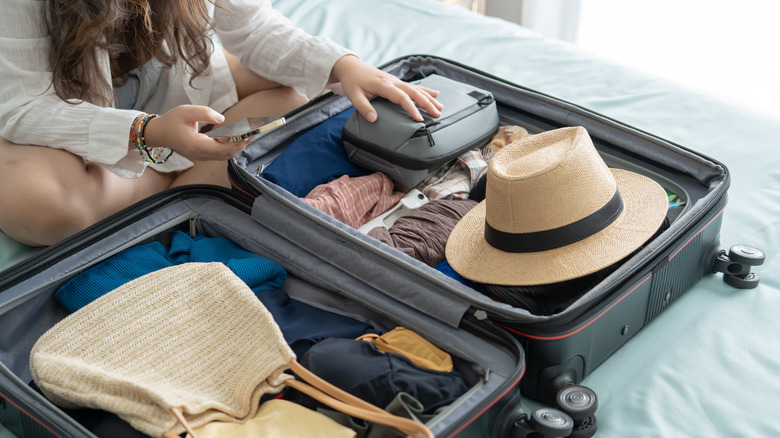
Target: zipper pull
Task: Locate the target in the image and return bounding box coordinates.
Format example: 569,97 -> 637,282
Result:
189,214 -> 202,238
425,127 -> 435,147
468,90 -> 494,106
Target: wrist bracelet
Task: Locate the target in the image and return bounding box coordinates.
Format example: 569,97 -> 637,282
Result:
130,113 -> 174,164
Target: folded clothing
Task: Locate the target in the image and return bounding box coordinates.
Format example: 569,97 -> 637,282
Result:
55,231 -> 287,312
292,337 -> 469,414
368,199 -> 477,267
304,173 -> 405,229
261,108 -> 370,197
55,231 -> 373,357
188,399 -> 356,438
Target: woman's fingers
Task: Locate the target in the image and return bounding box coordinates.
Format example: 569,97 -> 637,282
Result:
145,105 -> 250,162
348,92 -> 380,123
400,83 -> 443,117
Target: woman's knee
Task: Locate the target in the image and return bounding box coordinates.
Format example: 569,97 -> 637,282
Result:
222,86 -> 307,124
223,49 -> 284,99
0,143 -> 107,245
0,160 -> 95,245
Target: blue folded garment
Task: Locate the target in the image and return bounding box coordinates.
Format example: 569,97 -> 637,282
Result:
55,231 -> 287,312
435,259 -> 484,292
260,108 -> 370,197
55,231 -> 373,357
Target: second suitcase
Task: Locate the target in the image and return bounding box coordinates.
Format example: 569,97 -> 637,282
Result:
0,186 -> 532,438
228,55 -> 753,407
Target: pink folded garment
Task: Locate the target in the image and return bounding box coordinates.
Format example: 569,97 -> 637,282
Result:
303,173 -> 405,229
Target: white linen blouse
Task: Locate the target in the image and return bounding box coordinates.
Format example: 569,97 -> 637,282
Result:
0,0 -> 351,178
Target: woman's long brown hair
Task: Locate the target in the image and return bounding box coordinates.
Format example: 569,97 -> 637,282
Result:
45,0 -> 216,106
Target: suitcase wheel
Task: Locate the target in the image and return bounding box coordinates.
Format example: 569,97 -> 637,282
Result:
496,403 -> 574,438
723,271 -> 761,289
556,385 -> 599,438
727,245 -> 765,267
567,414 -> 598,438
556,385 -> 598,419
529,407 -> 574,437
712,245 -> 764,289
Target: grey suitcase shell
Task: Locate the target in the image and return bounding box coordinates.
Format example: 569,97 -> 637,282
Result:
342,74 -> 499,191
0,187 -> 527,438
228,55 -> 755,406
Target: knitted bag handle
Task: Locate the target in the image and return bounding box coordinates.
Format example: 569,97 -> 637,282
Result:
164,359 -> 433,438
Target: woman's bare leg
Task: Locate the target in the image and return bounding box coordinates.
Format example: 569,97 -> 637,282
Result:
0,138 -> 175,246
0,51 -> 308,245
171,50 -> 307,188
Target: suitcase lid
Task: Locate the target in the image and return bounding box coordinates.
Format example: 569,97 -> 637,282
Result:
229,55 -> 731,335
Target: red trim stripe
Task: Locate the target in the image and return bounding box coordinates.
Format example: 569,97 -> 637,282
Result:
0,392 -> 62,438
227,176 -> 256,198
496,201 -> 727,341
498,273 -> 653,341
447,366 -> 526,438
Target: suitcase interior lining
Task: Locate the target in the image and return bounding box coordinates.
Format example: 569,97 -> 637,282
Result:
0,198 -> 520,394
226,55 -> 730,327
237,55 -> 725,231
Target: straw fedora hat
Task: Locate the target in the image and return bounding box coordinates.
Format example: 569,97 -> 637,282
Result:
445,126 -> 668,286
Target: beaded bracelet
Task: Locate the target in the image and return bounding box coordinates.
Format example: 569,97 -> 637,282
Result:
130,113 -> 174,164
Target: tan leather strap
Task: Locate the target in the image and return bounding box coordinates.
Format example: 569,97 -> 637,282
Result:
289,359 -> 433,438
285,379 -> 433,438
290,359 -> 388,415
164,406 -> 199,438
356,333 -> 380,342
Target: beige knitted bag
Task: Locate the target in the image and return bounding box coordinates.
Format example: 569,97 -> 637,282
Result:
30,262 -> 433,438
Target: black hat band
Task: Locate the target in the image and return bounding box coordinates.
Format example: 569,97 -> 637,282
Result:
484,189 -> 624,253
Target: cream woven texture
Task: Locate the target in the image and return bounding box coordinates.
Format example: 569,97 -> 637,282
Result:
30,262 -> 295,437
446,126 -> 669,286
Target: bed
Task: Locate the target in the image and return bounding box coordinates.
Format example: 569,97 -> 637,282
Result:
2,0 -> 778,436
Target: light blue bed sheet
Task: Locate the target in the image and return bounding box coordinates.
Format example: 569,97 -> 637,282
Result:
0,1 -> 777,436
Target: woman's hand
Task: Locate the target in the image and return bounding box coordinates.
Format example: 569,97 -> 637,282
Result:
330,55 -> 443,123
143,105 -> 250,162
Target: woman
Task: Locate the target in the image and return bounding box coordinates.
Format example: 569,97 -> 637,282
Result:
0,0 -> 441,246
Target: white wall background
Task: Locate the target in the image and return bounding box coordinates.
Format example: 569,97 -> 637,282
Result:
484,0 -> 780,118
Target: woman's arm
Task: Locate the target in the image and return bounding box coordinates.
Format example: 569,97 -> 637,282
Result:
0,1 -> 139,166
213,0 -> 441,122
214,0 -> 350,100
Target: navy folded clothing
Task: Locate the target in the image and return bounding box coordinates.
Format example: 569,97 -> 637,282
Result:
261,108 -> 370,197
296,337 -> 469,414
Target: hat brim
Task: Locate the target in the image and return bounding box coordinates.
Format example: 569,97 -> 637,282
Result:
445,169 -> 669,286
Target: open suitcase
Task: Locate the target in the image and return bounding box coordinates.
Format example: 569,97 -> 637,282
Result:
0,186 -> 556,438
227,55 -> 764,409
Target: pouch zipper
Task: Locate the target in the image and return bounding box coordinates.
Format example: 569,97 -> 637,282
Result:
412,92 -> 495,147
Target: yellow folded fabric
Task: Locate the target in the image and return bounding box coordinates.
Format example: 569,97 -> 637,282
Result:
359,327 -> 453,372
187,399 -> 356,438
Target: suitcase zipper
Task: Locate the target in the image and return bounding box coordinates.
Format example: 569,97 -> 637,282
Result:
189,213 -> 203,238
411,92 -> 495,147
